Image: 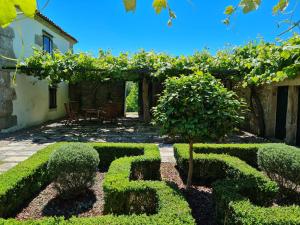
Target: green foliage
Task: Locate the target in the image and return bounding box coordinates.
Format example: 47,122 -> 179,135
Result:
19,34 -> 300,88
174,143 -> 300,225
192,143 -> 267,168
258,144 -> 300,192
152,72 -> 245,142
93,143 -> 143,171
0,0 -> 37,28
47,143 -> 100,199
19,34 -> 300,90
0,143 -> 195,225
126,82 -> 139,112
0,143 -> 62,218
174,144 -> 278,204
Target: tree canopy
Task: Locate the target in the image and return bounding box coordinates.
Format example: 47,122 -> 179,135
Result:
152,72 -> 245,188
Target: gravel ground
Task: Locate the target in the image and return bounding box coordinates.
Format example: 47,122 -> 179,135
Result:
160,163 -> 217,225
16,172 -> 105,220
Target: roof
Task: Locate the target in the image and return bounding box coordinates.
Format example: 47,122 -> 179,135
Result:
35,11 -> 78,44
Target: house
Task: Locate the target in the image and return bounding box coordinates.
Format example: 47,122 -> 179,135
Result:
0,12 -> 77,132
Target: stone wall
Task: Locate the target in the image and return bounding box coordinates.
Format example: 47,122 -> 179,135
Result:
0,27 -> 17,130
240,77 -> 300,145
0,70 -> 17,130
0,27 -> 16,67
69,81 -> 126,118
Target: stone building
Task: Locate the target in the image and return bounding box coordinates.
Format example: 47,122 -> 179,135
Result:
243,77 -> 300,146
0,12 -> 77,132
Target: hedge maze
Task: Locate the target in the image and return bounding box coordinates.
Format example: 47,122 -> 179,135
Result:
175,143 -> 300,225
0,143 -> 194,225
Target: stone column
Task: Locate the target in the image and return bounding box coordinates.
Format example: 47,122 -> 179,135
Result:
286,86 -> 298,145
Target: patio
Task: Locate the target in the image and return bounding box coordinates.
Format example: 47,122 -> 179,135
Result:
0,116 -> 167,173
0,115 -> 267,174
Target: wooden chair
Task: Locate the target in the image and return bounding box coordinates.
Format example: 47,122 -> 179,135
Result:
64,103 -> 79,125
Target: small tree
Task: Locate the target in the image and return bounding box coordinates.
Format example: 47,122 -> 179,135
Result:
152,72 -> 245,188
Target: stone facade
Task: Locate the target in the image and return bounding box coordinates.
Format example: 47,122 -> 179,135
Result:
0,27 -> 17,130
241,77 -> 300,145
0,27 -> 16,67
0,70 -> 17,130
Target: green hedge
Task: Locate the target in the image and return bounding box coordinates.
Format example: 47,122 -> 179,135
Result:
258,144 -> 300,192
0,143 -> 195,225
174,144 -> 278,205
0,143 -> 62,218
174,143 -> 300,225
213,179 -> 300,225
91,144 -> 144,171
192,143 -> 265,168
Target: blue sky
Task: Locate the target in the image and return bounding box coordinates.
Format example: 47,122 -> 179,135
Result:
38,0 -> 299,56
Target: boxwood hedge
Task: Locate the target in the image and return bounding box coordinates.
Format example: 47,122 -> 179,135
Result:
0,143 -> 195,225
174,143 -> 300,225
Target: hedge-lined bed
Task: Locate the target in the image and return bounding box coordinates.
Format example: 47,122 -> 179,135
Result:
174,143 -> 300,225
0,143 -> 195,225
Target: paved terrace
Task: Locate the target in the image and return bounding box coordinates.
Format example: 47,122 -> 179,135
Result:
0,117 -> 176,173
0,116 -> 267,174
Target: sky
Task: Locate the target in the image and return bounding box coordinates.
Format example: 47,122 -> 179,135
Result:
37,0 -> 300,56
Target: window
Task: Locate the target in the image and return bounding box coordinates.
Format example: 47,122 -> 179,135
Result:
43,34 -> 53,53
49,86 -> 57,109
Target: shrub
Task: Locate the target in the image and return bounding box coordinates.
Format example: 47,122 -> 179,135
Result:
47,143 -> 100,199
258,144 -> 300,192
153,72 -> 245,188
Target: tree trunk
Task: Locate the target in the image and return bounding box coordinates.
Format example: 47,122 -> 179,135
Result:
250,86 -> 265,137
142,77 -> 151,122
186,141 -> 194,189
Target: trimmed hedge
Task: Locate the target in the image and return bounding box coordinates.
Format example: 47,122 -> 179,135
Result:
258,144 -> 300,192
91,144 -> 144,171
0,143 -> 195,225
192,143 -> 265,168
0,143 -> 62,218
213,179 -> 300,225
175,143 -> 300,225
174,144 -> 278,205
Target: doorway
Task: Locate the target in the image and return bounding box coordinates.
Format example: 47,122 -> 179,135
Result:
275,86 -> 289,140
125,81 -> 139,118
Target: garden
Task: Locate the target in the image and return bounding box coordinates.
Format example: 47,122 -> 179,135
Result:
1,53 -> 300,224
0,141 -> 300,224
1,3 -> 300,223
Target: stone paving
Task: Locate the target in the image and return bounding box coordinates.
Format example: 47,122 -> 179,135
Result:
0,117 -> 171,174
0,116 -> 267,174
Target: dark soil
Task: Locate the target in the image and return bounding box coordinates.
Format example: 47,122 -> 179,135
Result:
16,172 -> 105,220
160,163 -> 216,225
